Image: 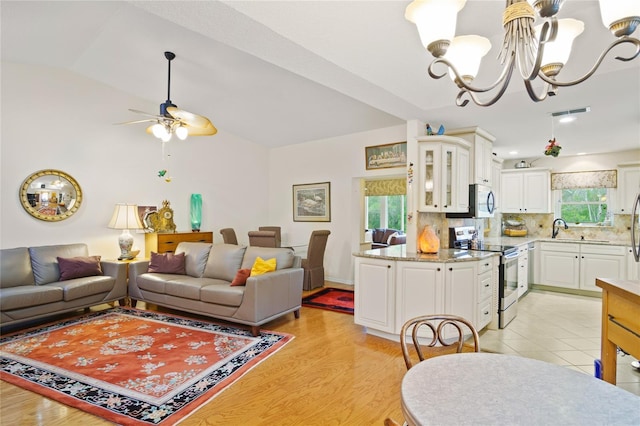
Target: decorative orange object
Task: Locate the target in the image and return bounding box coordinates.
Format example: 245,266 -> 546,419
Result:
418,225 -> 440,253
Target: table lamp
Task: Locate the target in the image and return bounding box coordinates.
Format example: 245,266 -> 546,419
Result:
108,203 -> 144,260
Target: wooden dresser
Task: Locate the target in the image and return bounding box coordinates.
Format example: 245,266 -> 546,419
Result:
144,231 -> 213,257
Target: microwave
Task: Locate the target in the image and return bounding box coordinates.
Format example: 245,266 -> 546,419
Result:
446,184 -> 495,218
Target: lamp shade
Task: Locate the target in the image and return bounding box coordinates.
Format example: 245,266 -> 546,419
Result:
108,204 -> 144,230
446,35 -> 491,81
536,18 -> 584,66
405,0 -> 466,53
599,0 -> 640,29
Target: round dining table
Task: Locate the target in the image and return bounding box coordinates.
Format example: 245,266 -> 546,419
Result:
401,352 -> 640,426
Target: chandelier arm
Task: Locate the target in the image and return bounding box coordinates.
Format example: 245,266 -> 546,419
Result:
429,54 -> 515,94
524,78 -> 552,103
537,37 -> 640,88
456,59 -> 517,107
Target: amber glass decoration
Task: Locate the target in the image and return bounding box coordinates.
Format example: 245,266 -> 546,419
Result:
418,225 -> 440,253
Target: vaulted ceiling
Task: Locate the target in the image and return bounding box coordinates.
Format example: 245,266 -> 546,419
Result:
2,1 -> 639,159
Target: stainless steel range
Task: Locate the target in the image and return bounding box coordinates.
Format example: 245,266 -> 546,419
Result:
449,226 -> 520,328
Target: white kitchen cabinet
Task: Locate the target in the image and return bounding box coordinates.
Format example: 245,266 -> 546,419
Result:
500,169 -> 551,214
447,126 -> 495,186
396,261 -> 443,327
616,164 -> 640,213
517,243 -> 529,298
491,157 -> 504,212
354,257 -> 395,333
627,247 -> 640,280
443,262 -> 477,324
536,242 -> 625,292
417,136 -> 471,213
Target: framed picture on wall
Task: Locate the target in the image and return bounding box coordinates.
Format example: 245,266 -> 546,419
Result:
365,141 -> 407,170
137,205 -> 157,233
293,182 -> 331,222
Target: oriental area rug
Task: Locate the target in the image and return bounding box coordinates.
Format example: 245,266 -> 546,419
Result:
0,308 -> 293,425
302,288 -> 354,314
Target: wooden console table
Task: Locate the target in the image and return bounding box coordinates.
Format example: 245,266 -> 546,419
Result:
596,278 -> 640,384
144,231 -> 213,257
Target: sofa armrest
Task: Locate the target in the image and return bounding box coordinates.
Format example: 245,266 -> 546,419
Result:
100,260 -> 128,298
389,234 -> 406,245
233,267 -> 304,323
127,260 -> 150,301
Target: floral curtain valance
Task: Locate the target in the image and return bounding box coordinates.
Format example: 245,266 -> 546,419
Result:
551,170 -> 617,190
364,178 -> 406,196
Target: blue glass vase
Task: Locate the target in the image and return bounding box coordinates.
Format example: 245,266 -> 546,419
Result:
190,194 -> 202,232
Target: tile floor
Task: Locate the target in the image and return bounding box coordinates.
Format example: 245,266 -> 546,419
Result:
479,290 -> 640,396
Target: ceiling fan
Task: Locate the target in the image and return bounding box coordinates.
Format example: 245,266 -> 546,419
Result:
120,51 -> 217,141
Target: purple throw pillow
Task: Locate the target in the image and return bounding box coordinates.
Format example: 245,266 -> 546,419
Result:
148,252 -> 186,274
57,256 -> 103,281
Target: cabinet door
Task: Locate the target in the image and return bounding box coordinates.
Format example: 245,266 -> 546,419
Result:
396,262 -> 444,333
474,138 -> 492,186
539,250 -> 580,289
617,166 -> 640,213
444,262 -> 477,323
523,171 -> 551,213
517,248 -> 529,298
441,145 -> 454,211
627,248 -> 640,280
354,258 -> 395,332
580,253 -> 625,291
453,146 -> 470,212
418,143 -> 441,212
500,173 -> 523,213
491,159 -> 503,211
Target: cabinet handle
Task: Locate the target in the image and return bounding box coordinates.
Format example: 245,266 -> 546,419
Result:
387,265 -> 391,269
484,311 -> 489,315
575,256 -> 578,258
437,267 -> 441,271
484,283 -> 490,287
434,204 -> 438,208
484,263 -> 489,267
448,267 -> 453,271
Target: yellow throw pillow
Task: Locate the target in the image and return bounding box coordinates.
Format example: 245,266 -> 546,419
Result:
250,257 -> 277,276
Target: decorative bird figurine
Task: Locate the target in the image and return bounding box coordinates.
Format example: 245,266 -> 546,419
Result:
426,124 -> 433,135
437,124 -> 445,135
158,169 -> 167,178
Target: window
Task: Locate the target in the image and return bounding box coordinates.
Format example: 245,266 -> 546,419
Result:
366,195 -> 406,231
555,188 -> 611,225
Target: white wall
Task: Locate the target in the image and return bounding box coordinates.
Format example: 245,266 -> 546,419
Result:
268,125 -> 407,283
1,63 -> 270,257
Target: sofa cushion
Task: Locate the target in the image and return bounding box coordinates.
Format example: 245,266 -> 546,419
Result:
29,244 -> 89,285
176,242 -> 212,278
241,247 -> 295,271
0,247 -> 35,288
231,269 -> 251,286
57,256 -> 103,281
200,283 -> 245,307
0,285 -> 63,310
203,244 -> 246,282
251,257 -> 277,276
55,276 -> 115,301
148,252 -> 186,274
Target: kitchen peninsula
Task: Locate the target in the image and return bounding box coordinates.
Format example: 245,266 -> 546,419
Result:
353,245 -> 499,341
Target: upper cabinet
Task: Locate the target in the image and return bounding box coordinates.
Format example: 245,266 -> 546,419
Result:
501,168 -> 551,214
417,136 -> 471,213
616,163 -> 640,214
492,157 -> 504,212
447,127 -> 496,186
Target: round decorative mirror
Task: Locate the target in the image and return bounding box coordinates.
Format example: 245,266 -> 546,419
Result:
20,169 -> 83,221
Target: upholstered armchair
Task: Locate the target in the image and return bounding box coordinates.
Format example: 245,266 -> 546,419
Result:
219,228 -> 238,245
301,230 -> 330,291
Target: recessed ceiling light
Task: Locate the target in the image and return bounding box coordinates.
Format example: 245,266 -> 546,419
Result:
509,151 -> 518,155
576,152 -> 586,156
559,116 -> 576,123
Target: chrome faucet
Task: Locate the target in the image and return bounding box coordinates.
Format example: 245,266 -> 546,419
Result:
552,218 -> 568,238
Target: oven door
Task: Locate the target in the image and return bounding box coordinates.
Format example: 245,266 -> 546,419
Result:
499,252 -> 519,328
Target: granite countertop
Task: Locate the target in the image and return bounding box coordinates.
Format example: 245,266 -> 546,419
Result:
353,244 -> 498,263
485,236 -> 631,247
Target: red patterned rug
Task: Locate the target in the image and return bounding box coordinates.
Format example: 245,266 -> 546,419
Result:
0,308 -> 292,425
302,288 -> 354,314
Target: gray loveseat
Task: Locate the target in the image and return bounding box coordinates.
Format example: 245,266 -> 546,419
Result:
128,242 -> 304,336
0,243 -> 127,328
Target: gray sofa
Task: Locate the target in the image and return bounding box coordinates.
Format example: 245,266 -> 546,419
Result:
0,243 -> 127,328
128,242 -> 304,336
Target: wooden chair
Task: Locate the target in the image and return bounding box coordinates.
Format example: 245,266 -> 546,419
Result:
248,230 -> 278,247
400,314 -> 480,370
258,226 -> 281,247
301,230 -> 330,291
219,228 -> 238,245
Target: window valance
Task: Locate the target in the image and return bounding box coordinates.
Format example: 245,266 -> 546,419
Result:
364,178 -> 406,196
551,170 -> 617,190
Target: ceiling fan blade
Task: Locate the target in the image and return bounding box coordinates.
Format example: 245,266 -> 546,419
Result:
182,121 -> 218,136
128,108 -> 167,120
166,106 -> 213,128
115,118 -> 159,125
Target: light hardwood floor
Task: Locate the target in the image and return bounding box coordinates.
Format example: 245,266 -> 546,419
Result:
0,283 -> 407,425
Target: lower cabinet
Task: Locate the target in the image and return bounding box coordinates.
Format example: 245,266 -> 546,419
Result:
627,247 -> 640,280
517,243 -> 529,298
355,256 -> 494,338
537,242 -> 625,292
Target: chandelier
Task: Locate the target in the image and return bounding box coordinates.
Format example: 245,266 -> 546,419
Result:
405,0 -> 640,107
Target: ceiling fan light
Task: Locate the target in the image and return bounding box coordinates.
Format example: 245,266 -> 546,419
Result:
445,35 -> 491,82
405,0 -> 466,57
599,0 -> 640,35
535,18 -> 584,67
175,126 -> 188,140
151,123 -> 165,138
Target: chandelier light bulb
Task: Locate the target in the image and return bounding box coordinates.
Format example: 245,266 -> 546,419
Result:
405,0 -> 466,57
446,35 -> 491,83
599,0 -> 640,36
175,126 -> 188,140
536,18 -> 584,68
